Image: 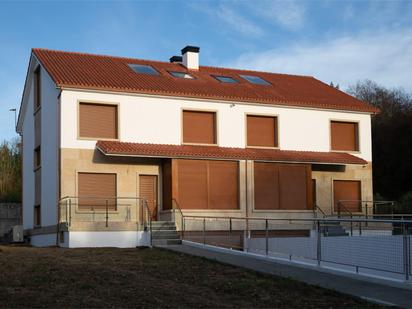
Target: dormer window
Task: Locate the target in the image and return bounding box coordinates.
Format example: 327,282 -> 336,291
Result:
128,64 -> 159,75
213,75 -> 238,83
240,75 -> 270,85
169,71 -> 195,79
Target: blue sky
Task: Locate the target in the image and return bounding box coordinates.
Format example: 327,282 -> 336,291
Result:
0,0 -> 411,141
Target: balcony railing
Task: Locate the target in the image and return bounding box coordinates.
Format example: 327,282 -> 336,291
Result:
58,196 -> 152,237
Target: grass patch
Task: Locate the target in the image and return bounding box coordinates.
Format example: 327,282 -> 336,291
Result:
0,246 -> 383,308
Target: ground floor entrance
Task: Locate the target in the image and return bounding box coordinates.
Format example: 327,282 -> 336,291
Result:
139,175 -> 158,221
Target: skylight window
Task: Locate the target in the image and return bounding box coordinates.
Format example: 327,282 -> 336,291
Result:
240,75 -> 270,85
213,75 -> 239,83
169,71 -> 195,79
128,64 -> 159,75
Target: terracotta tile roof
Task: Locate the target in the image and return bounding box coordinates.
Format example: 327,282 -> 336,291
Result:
96,141 -> 367,165
32,48 -> 378,113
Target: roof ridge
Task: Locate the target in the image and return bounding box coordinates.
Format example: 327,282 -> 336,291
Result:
32,48 -> 171,65
200,64 -> 314,79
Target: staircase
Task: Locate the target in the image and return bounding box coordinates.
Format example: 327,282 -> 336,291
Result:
151,221 -> 182,246
319,221 -> 349,236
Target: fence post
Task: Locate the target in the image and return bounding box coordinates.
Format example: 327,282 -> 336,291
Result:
203,218 -> 206,245
317,220 -> 321,266
182,217 -> 185,240
359,220 -> 362,236
68,199 -> 72,227
403,223 -> 410,281
265,219 -> 269,256
229,218 -> 232,250
337,202 -> 341,218
105,199 -> 109,228
65,200 -> 68,224
365,203 -> 369,227
350,215 -> 353,236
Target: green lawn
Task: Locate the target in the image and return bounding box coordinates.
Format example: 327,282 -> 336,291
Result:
0,245 -> 382,308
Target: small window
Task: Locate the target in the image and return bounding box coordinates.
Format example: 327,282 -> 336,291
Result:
34,146 -> 41,168
34,205 -> 41,227
79,103 -> 118,139
331,121 -> 359,151
78,173 -> 117,210
34,66 -> 41,110
247,115 -> 278,147
213,75 -> 238,83
183,110 -> 216,144
240,75 -> 270,85
169,71 -> 195,79
128,64 -> 159,75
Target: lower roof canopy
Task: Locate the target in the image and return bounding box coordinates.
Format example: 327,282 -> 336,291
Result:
96,141 -> 367,165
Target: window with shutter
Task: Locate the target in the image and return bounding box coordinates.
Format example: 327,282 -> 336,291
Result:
78,173 -> 117,210
182,110 -> 216,144
331,121 -> 359,151
79,103 -> 118,139
247,115 -> 278,147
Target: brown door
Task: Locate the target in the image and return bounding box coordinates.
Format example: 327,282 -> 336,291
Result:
139,175 -> 158,221
333,180 -> 361,212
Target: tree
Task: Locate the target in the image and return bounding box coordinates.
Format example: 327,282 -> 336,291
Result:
0,138 -> 22,202
347,80 -> 412,201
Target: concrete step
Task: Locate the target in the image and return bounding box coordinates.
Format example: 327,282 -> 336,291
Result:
152,221 -> 175,225
320,222 -> 348,236
324,232 -> 349,237
150,221 -> 182,246
152,234 -> 181,240
153,239 -> 182,246
151,221 -> 176,227
151,225 -> 176,231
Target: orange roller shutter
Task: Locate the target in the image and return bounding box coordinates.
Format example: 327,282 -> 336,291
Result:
278,164 -> 309,210
331,121 -> 359,151
209,161 -> 239,209
79,103 -> 118,139
247,115 -> 278,147
78,173 -> 117,210
333,180 -> 361,212
183,111 -> 216,144
177,160 -> 208,209
254,162 -> 279,210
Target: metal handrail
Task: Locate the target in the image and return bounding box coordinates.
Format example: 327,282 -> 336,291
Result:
182,214 -> 412,224
313,204 -> 327,218
142,200 -> 152,247
337,201 -> 354,218
337,200 -> 396,214
58,196 -> 153,247
172,198 -> 185,236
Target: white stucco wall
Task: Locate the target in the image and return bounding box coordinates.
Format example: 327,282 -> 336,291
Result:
40,68 -> 60,226
68,231 -> 150,248
22,81 -> 35,230
60,90 -> 373,161
21,62 -> 59,229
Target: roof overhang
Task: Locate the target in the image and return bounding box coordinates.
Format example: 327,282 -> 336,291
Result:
96,141 -> 368,165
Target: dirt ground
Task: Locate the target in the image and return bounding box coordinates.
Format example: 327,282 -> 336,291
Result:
0,245 -> 382,308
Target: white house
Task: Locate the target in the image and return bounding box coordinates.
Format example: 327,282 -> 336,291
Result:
16,46 -> 378,248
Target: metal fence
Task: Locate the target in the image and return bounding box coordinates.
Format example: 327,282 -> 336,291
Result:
181,216 -> 412,282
